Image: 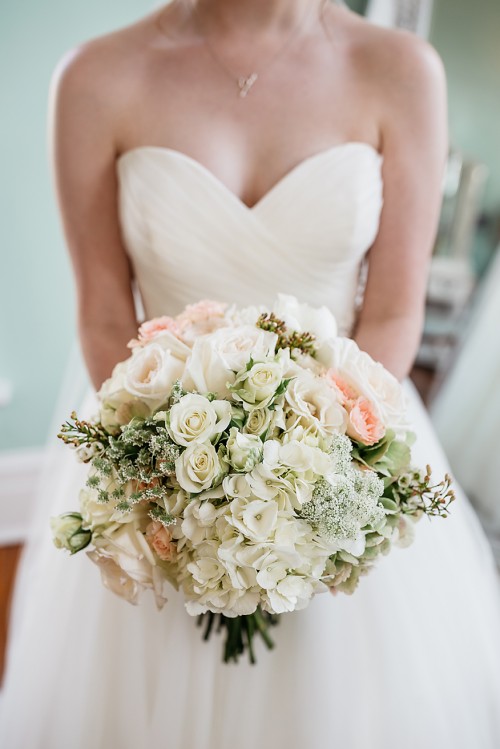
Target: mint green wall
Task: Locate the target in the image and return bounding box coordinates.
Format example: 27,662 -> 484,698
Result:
0,2 -> 152,450
1,0 -> 499,450
429,0 -> 500,214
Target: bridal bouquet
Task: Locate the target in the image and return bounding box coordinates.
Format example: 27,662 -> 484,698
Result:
52,295 -> 454,663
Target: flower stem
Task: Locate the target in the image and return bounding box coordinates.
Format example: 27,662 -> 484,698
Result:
196,607 -> 280,664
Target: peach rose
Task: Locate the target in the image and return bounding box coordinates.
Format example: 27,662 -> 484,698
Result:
325,371 -> 359,406
348,397 -> 385,446
145,520 -> 176,562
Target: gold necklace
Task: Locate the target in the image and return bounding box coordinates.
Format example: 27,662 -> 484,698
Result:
175,0 -> 328,99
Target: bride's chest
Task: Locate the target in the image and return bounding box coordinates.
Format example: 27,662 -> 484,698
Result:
116,143 -> 384,268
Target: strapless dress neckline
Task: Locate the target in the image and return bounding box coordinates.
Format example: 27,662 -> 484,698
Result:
116,141 -> 383,212
115,139 -> 385,335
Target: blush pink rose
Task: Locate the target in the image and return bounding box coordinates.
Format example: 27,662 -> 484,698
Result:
177,299 -> 227,326
128,316 -> 182,348
348,397 -> 385,446
145,520 -> 176,562
176,300 -> 229,343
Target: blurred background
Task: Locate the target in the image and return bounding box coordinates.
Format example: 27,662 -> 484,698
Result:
1,0 -> 499,678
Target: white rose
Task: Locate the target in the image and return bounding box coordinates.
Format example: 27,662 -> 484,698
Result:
175,441 -> 224,494
272,294 -> 337,343
166,393 -> 231,446
318,338 -> 409,433
242,407 -> 275,437
224,301 -> 274,328
231,358 -> 284,410
79,487 -> 117,528
124,343 -> 185,404
98,361 -> 152,432
182,325 -> 277,398
88,523 -> 167,608
140,329 -> 192,360
226,428 -> 263,471
285,370 -> 347,438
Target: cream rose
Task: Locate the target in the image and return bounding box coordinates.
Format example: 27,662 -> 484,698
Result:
182,325 -> 277,397
98,361 -> 152,433
285,370 -> 347,438
175,442 -> 224,493
124,343 -> 185,404
88,523 -> 167,608
242,407 -> 275,437
166,393 -> 231,446
231,359 -> 284,410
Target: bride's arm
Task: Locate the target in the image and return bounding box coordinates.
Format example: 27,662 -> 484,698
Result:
353,34 -> 448,382
48,43 -> 137,391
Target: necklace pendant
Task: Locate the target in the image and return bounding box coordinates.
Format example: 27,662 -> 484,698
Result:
237,72 -> 258,98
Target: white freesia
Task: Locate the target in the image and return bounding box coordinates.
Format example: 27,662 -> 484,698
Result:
182,325 -> 278,398
166,393 -> 231,446
175,441 -> 225,494
124,343 -> 185,404
226,428 -> 263,471
272,293 -> 337,343
285,370 -> 347,438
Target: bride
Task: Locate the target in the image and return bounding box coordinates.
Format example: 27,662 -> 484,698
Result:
2,1 -> 500,747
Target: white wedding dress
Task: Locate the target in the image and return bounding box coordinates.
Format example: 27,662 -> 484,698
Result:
2,142 -> 500,749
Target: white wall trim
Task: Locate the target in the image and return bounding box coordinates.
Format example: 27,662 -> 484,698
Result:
0,448 -> 45,545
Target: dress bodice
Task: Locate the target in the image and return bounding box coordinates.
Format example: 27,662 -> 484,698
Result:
116,142 -> 384,335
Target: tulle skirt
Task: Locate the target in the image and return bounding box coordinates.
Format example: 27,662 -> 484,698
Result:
2,379 -> 500,749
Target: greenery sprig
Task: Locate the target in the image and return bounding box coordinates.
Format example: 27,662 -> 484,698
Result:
385,466 -> 455,520
58,411 -> 110,450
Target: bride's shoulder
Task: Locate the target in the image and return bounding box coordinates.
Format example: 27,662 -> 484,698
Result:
48,8 -> 170,113
338,9 -> 446,101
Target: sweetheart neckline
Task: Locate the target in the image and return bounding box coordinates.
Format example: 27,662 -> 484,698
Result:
116,141 -> 383,211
